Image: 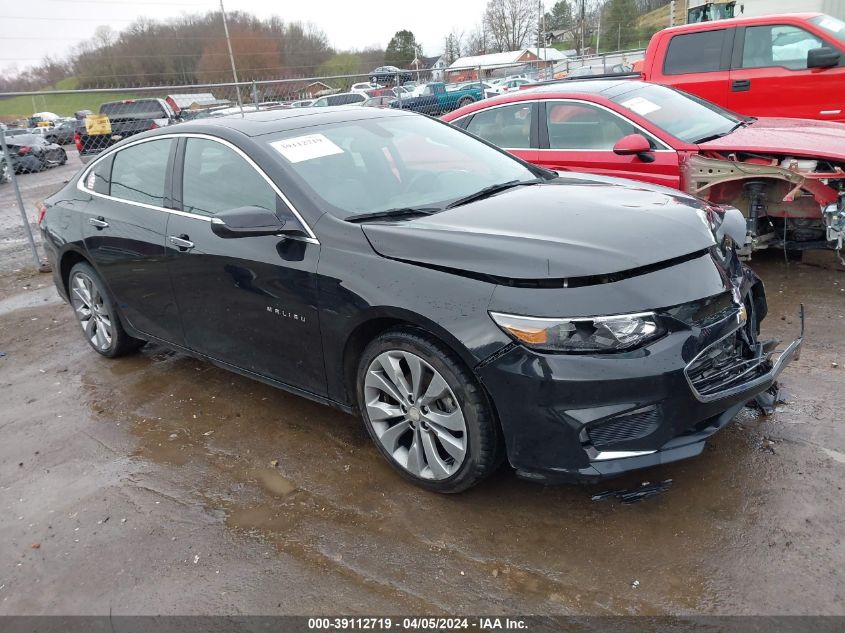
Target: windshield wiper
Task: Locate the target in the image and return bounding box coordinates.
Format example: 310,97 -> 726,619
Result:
445,178 -> 542,210
694,119 -> 753,144
345,207 -> 440,223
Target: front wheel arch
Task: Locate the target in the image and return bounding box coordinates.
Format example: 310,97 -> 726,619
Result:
341,309 -> 484,410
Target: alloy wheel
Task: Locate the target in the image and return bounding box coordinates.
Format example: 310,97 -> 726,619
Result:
69,271 -> 113,351
364,350 -> 467,480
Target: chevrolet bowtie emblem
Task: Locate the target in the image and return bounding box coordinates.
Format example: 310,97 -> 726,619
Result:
738,304 -> 748,324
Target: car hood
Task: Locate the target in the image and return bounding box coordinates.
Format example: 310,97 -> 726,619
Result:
699,117 -> 845,161
361,175 -> 717,281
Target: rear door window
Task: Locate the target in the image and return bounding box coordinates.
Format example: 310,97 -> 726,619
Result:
664,30 -> 727,74
110,139 -> 173,206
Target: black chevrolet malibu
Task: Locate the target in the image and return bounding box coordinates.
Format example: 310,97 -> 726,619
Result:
40,106 -> 802,492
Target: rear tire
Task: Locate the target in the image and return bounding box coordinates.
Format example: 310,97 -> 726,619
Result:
357,328 -> 501,493
68,262 -> 145,358
458,96 -> 473,108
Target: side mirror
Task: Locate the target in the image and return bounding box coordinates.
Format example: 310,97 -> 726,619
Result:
613,133 -> 655,163
210,206 -> 305,239
808,46 -> 840,69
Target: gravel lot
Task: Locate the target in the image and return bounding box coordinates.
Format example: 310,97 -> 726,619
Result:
1,164 -> 844,617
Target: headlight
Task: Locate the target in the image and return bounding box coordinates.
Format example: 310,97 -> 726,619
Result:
489,311 -> 663,353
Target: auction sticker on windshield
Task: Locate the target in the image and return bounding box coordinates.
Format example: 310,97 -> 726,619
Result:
270,133 -> 344,163
620,96 -> 661,116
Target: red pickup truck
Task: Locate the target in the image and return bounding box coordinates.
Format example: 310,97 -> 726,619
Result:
641,13 -> 845,122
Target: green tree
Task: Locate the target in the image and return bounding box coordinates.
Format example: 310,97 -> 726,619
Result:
545,0 -> 574,33
601,0 -> 639,51
384,30 -> 419,68
317,53 -> 361,89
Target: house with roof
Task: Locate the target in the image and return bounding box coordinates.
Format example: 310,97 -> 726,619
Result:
447,49 -> 558,82
165,93 -> 227,113
414,55 -> 448,81
274,80 -> 333,100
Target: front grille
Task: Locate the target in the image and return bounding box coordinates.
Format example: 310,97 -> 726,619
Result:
588,409 -> 660,449
686,331 -> 767,399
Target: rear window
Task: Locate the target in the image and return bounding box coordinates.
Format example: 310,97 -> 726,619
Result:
664,30 -> 727,74
100,100 -> 167,119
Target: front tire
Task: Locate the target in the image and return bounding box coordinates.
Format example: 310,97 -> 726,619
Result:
357,328 -> 501,493
68,262 -> 145,357
458,96 -> 474,108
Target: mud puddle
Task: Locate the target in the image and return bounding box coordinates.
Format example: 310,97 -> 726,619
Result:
2,250 -> 843,615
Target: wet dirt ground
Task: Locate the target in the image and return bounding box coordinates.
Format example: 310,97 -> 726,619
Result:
1,166 -> 844,615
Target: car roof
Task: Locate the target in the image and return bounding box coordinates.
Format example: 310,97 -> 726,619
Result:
659,12 -> 823,35
442,79 -> 653,120
516,79 -> 646,98
152,105 -> 416,138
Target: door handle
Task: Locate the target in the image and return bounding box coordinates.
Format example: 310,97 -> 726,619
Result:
731,79 -> 751,92
88,216 -> 108,229
168,235 -> 194,251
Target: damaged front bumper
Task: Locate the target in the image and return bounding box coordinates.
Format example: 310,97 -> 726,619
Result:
477,303 -> 804,485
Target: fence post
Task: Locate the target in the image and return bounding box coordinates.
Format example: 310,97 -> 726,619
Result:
252,80 -> 259,107
0,129 -> 44,271
477,65 -> 483,95
396,72 -> 402,108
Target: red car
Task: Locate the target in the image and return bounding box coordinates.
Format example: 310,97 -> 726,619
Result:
442,80 -> 845,258
640,13 -> 845,124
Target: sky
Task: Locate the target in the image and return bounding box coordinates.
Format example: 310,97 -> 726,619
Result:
0,0 -> 491,73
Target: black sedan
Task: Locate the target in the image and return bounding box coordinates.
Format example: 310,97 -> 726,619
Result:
5,134 -> 67,173
370,65 -> 413,85
39,107 -> 801,492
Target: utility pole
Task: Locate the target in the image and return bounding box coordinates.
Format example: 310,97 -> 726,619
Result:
220,0 -> 243,113
537,0 -> 542,60
579,0 -> 585,55
596,11 -> 601,53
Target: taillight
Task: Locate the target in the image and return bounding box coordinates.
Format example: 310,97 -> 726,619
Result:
18,146 -> 31,155
36,205 -> 47,226
149,121 -> 159,130
74,131 -> 82,152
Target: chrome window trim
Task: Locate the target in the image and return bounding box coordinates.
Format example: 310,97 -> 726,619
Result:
76,132 -> 319,242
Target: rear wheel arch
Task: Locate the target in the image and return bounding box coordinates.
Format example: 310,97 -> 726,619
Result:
59,249 -> 90,297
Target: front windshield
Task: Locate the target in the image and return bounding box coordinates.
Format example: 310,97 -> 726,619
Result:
809,15 -> 845,45
265,114 -> 538,217
610,83 -> 743,143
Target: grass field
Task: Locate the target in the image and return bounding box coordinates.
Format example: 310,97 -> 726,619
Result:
0,77 -> 155,120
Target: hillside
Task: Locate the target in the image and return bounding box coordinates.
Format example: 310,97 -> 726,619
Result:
636,1 -> 686,32
0,79 -> 148,120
